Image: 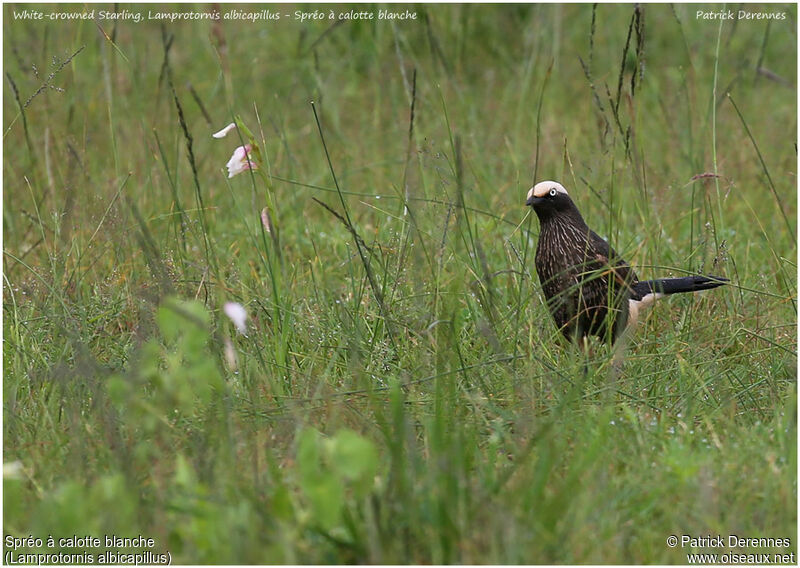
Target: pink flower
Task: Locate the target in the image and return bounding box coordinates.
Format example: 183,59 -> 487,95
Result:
223,302 -> 248,334
226,144 -> 258,178
212,122 -> 237,138
261,207 -> 274,234
223,337 -> 238,370
214,120 -> 260,178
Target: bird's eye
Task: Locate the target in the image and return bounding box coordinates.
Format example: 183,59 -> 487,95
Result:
549,188 -> 557,197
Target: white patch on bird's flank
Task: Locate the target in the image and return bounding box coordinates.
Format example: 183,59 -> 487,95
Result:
628,292 -> 664,327
638,292 -> 665,307
529,180 -> 569,199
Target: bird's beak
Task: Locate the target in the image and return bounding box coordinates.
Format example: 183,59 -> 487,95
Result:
525,187 -> 540,207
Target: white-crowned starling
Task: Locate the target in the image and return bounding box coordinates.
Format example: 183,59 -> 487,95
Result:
526,180 -> 728,344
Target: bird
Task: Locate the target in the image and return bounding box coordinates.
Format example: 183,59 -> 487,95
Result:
526,180 -> 728,344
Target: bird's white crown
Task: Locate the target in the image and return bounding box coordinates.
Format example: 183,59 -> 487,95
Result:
528,181 -> 569,200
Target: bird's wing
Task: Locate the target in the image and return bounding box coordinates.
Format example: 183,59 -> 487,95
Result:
587,230 -> 638,288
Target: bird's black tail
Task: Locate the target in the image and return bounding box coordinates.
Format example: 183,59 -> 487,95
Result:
631,275 -> 729,300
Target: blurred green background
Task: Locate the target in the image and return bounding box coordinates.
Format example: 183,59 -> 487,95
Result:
3,3 -> 796,563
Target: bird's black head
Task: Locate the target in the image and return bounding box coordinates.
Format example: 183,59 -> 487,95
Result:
525,180 -> 577,221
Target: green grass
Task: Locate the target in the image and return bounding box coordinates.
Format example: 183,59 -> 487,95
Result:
3,3 -> 796,564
